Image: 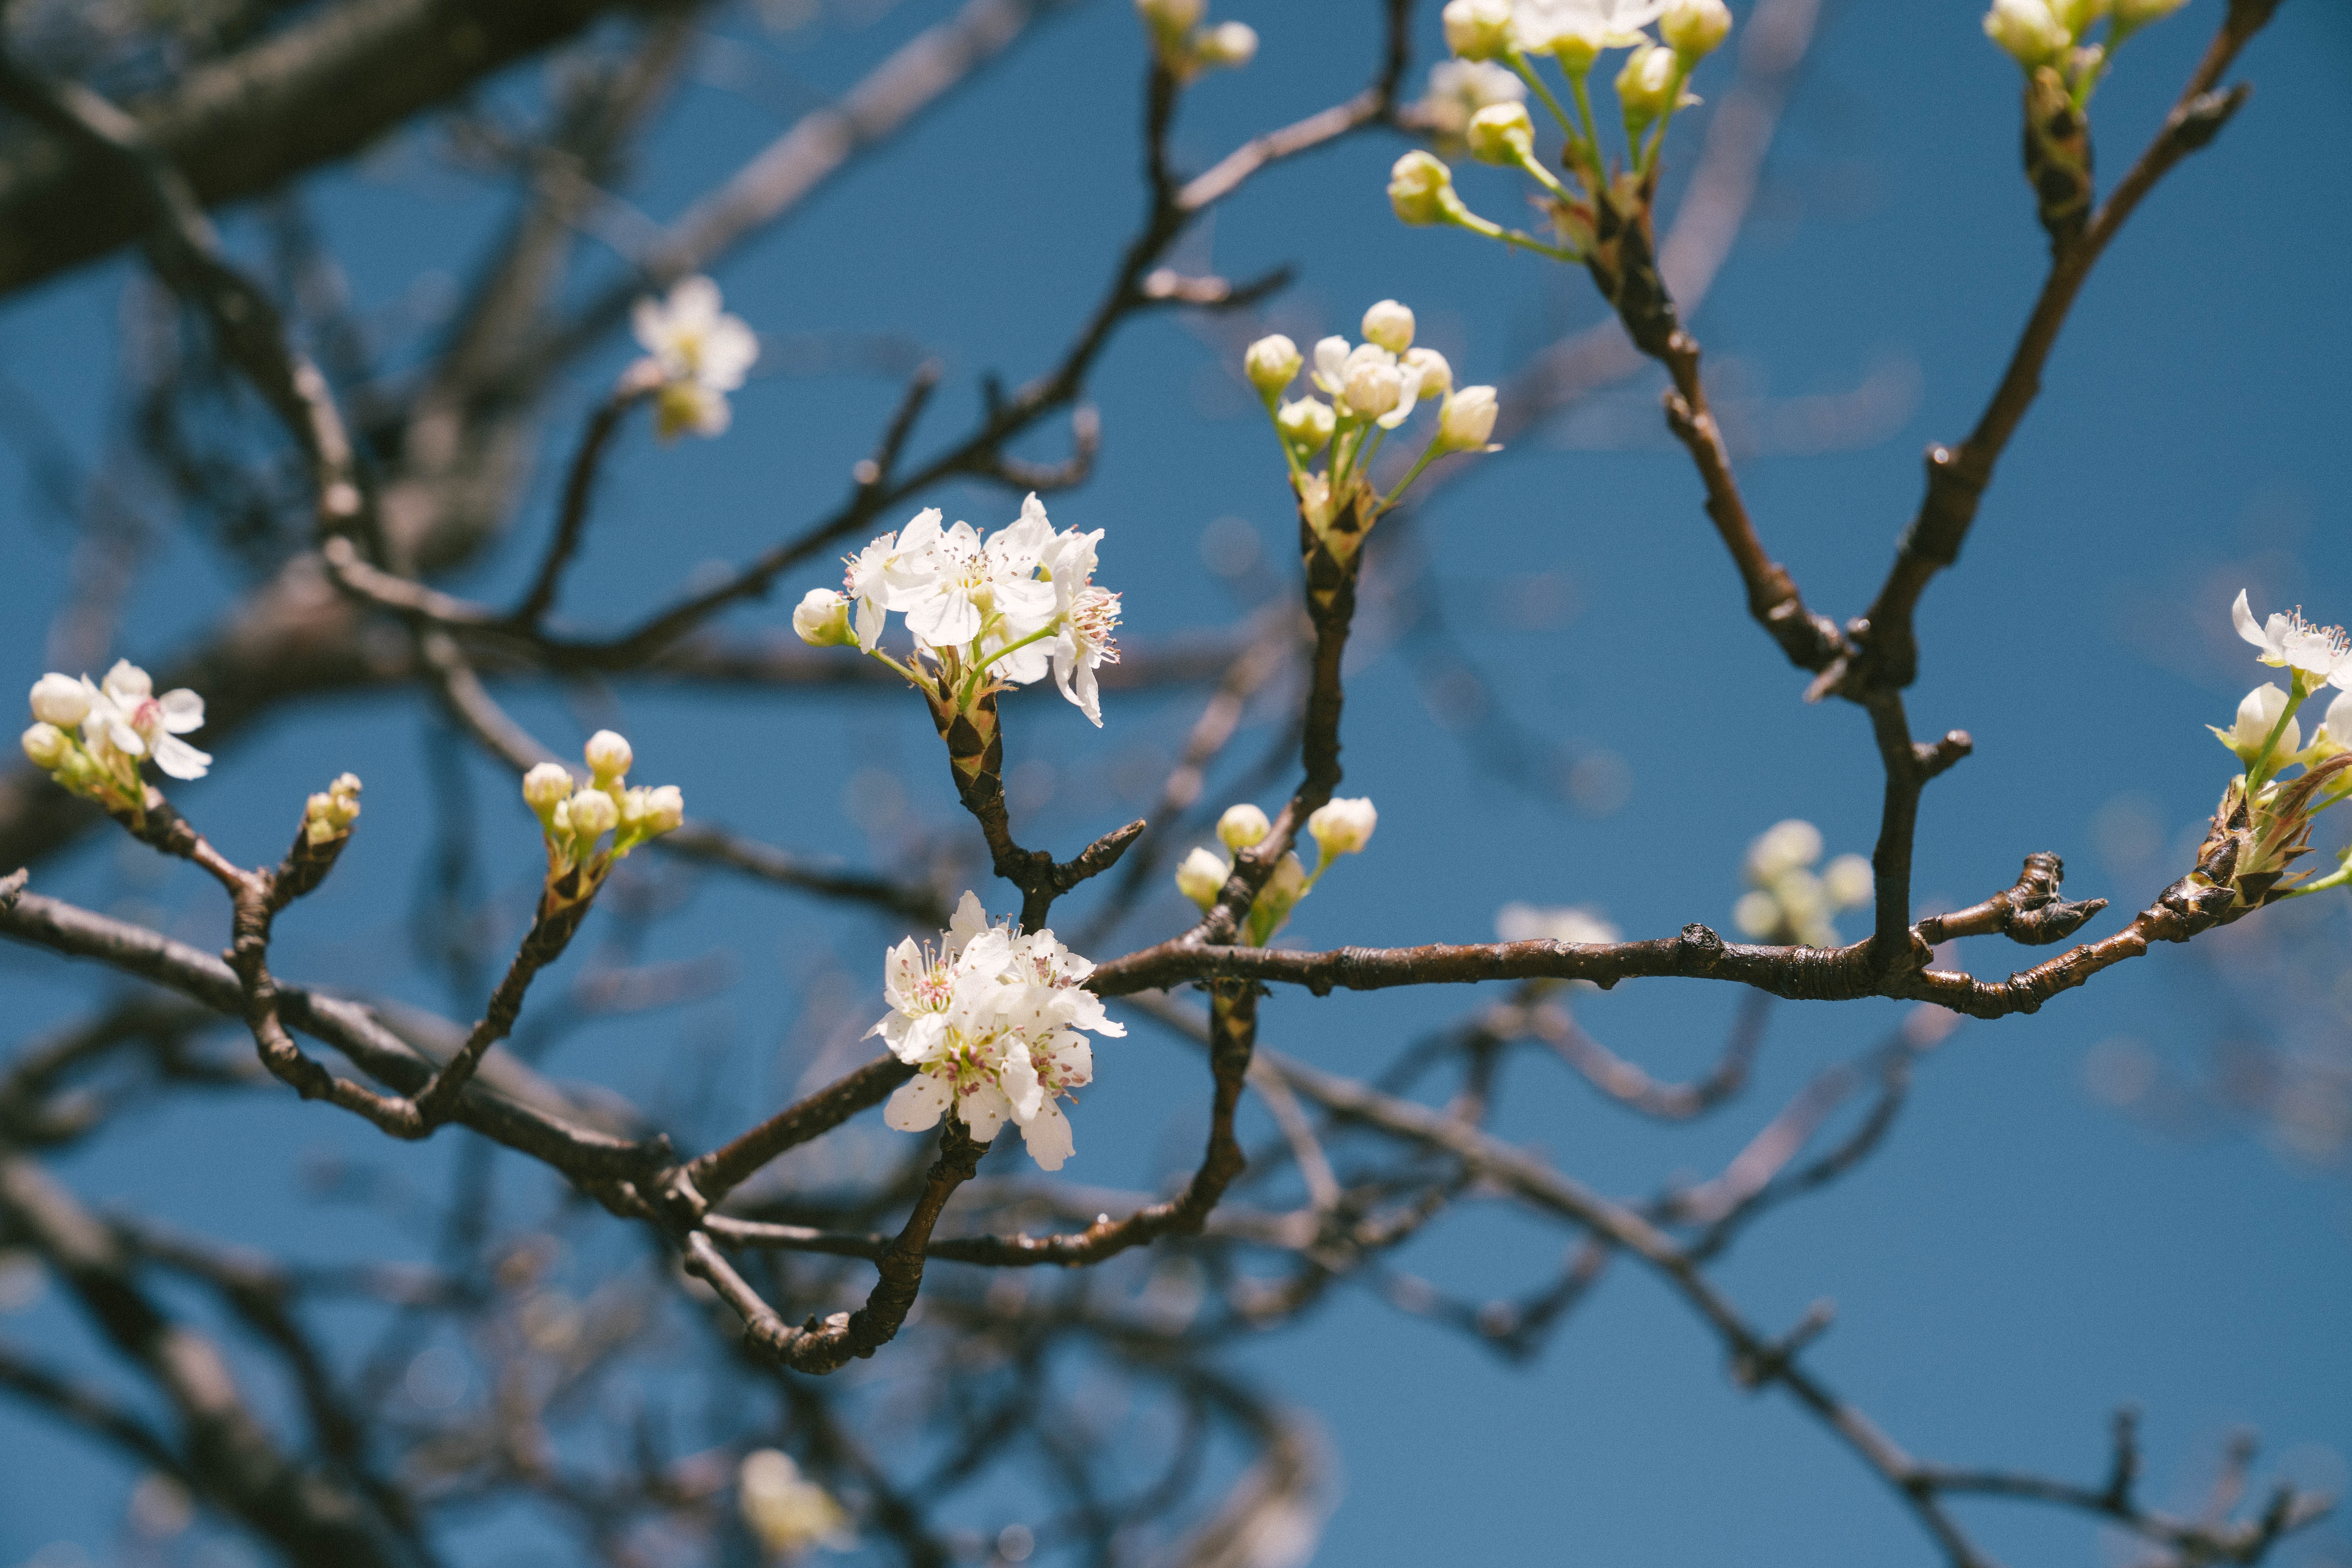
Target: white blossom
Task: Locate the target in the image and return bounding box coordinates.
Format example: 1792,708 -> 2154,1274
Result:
1244,334 -> 1303,397
1388,151 -> 1461,226
523,762 -> 574,816
1361,299 -> 1416,354
1403,347 -> 1453,397
584,729 -> 632,782
1276,397 -> 1336,453
1313,337 -> 1426,430
28,673 -> 87,728
631,277 -> 758,441
792,588 -> 855,648
1515,0 -> 1667,65
871,893 -> 1123,1171
2232,590 -> 2352,689
65,660 -> 214,782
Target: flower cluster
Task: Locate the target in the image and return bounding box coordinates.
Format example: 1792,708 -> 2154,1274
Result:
2186,593 -> 2352,913
1983,0 -> 2189,73
870,892 -> 1125,1171
737,1449 -> 851,1561
1731,819 -> 1873,948
24,661 -> 211,820
795,495 -> 1122,727
1244,302 -> 1499,554
521,731 -> 684,911
630,276 -> 759,441
1178,798 -> 1378,945
1392,0 -> 1733,261
1134,0 -> 1257,79
303,773 -> 364,846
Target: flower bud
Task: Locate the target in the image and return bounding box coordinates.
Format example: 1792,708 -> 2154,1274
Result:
1176,846 -> 1231,911
1276,397 -> 1336,453
1437,386 -> 1499,450
2211,682 -> 2299,764
1465,101 -> 1535,165
21,721 -> 67,770
1747,819 -> 1822,882
29,673 -> 89,728
1361,299 -> 1416,354
567,788 -> 619,841
1442,0 -> 1514,61
1982,0 -> 2070,67
102,659 -> 152,701
1307,796 -> 1377,860
1388,151 -> 1461,227
1615,44 -> 1680,131
1341,357 -> 1403,423
1402,347 -> 1452,397
523,762 -> 575,817
2308,690 -> 2352,760
638,783 -> 685,835
1823,853 -> 1873,909
1196,20 -> 1257,66
793,588 -> 855,648
1248,850 -> 1311,942
584,729 -> 633,782
1218,802 -> 1271,850
305,773 -> 363,838
1661,0 -> 1732,60
1244,334 -> 1303,398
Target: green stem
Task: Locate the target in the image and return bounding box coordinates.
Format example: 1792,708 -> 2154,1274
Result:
1379,439 -> 1450,512
2244,676 -> 2312,795
1506,50 -> 1578,141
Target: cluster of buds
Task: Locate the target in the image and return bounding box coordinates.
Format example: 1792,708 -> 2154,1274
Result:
1134,0 -> 1256,79
797,496 -> 1120,808
629,276 -> 759,440
24,661 -> 212,824
520,731 -> 683,915
2172,593 -> 2352,922
1392,0 -> 1731,270
1731,819 -> 1873,948
302,773 -> 364,847
737,1449 -> 852,1561
1178,798 -> 1377,945
1981,0 -> 2191,245
1243,303 -> 1499,582
870,892 -> 1126,1171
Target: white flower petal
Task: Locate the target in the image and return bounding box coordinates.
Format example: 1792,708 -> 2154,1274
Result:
1017,1100 -> 1075,1171
156,689 -> 206,734
150,735 -> 212,781
884,1074 -> 952,1132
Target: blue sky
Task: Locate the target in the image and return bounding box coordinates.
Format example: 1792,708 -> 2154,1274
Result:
1,1 -> 2348,1564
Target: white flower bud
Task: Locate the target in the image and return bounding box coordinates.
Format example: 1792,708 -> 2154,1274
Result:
1615,44 -> 1681,131
1276,397 -> 1336,453
1747,819 -> 1823,882
1196,20 -> 1257,66
22,722 -> 68,770
1307,796 -> 1377,860
1218,802 -> 1271,850
567,788 -> 619,840
1361,300 -> 1416,354
1982,0 -> 2070,66
1388,151 -> 1460,227
2211,682 -> 2299,764
2308,690 -> 2352,759
1341,352 -> 1404,422
1244,334 -> 1303,398
1437,386 -> 1499,451
1733,889 -> 1781,939
793,588 -> 855,648
1442,0 -> 1515,60
1823,853 -> 1874,910
29,673 -> 89,728
1176,846 -> 1231,911
583,730 -> 633,782
1466,100 -> 1535,165
1402,348 -> 1452,397
1661,0 -> 1732,60
639,783 -> 685,835
523,762 -> 575,816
